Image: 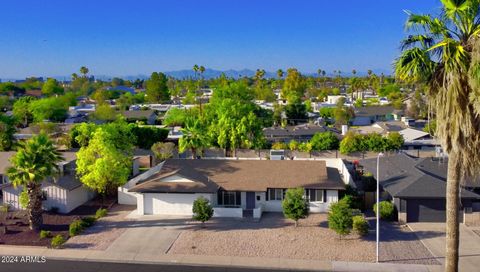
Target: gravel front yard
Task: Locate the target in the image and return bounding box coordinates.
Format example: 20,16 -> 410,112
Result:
168,213 -> 439,265
65,204 -> 135,250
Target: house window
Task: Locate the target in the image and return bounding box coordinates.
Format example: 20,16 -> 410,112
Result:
306,189 -> 324,202
268,189 -> 285,201
217,191 -> 241,206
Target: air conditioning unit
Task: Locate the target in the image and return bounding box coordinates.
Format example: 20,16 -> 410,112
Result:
270,149 -> 285,160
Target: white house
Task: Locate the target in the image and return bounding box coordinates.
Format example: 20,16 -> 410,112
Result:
121,159 -> 349,218
0,152 -> 95,214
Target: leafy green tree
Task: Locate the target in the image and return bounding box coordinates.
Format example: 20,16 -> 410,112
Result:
385,132 -> 404,150
146,72 -> 170,103
76,128 -> 132,197
339,132 -> 363,154
282,188 -> 309,227
310,132 -> 340,151
29,97 -> 68,122
163,108 -> 189,126
281,68 -> 305,104
130,125 -> 169,149
0,115 -> 16,151
92,104 -> 118,122
285,103 -> 307,125
328,199 -> 353,238
151,142 -> 176,161
80,66 -> 89,78
364,133 -> 386,152
192,196 -> 213,226
179,117 -> 209,159
423,120 -> 437,136
70,123 -> 98,148
7,134 -> 63,230
12,97 -> 34,126
41,78 -> 64,96
288,140 -> 299,151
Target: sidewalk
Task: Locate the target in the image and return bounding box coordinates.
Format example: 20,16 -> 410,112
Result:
0,245 -> 442,272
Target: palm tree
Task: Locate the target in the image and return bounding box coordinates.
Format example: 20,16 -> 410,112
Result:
179,117 -> 209,159
395,2 -> 480,271
193,64 -> 199,80
80,66 -> 89,78
277,69 -> 284,79
7,134 -> 64,230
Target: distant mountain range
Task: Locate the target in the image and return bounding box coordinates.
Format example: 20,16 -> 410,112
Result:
1,68 -> 391,82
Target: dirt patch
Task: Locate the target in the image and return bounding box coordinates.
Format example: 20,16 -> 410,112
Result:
0,198 -> 115,247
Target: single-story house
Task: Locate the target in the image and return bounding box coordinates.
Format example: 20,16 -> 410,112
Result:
263,124 -> 338,143
360,154 -> 480,224
124,159 -> 348,218
351,106 -> 396,126
121,110 -> 157,125
1,152 -> 95,214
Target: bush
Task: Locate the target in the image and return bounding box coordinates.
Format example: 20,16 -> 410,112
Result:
39,230 -> 52,239
373,201 -> 395,220
69,220 -> 84,237
95,208 -> 108,219
272,142 -> 288,150
51,235 -> 66,249
192,196 -> 213,225
81,216 -> 96,227
309,131 -> 340,151
328,201 -> 353,237
282,188 -> 309,227
352,216 -> 369,236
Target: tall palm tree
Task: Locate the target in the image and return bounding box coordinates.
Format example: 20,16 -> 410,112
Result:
395,1 -> 480,271
277,69 -> 284,79
179,117 -> 209,159
7,134 -> 64,230
80,66 -> 89,78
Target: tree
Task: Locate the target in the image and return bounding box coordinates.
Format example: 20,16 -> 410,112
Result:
151,142 -> 176,161
395,2 -> 480,270
12,97 -> 34,126
310,132 -> 340,151
6,134 -> 63,230
179,117 -> 209,159
92,104 -> 118,122
339,131 -> 363,154
29,97 -> 69,123
41,78 -> 64,96
192,196 -> 213,226
385,132 -> 404,150
328,199 -> 353,238
0,115 -> 16,151
285,103 -> 307,125
277,69 -> 284,79
281,68 -> 305,104
146,72 -> 170,103
130,125 -> 169,149
80,66 -> 89,78
76,128 -> 132,198
423,120 -> 437,136
282,188 -> 309,227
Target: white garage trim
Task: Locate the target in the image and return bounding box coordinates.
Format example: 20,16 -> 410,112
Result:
142,193 -> 213,215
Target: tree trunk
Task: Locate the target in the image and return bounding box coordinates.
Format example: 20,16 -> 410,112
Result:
27,183 -> 43,230
295,220 -> 298,227
445,151 -> 461,272
191,148 -> 196,159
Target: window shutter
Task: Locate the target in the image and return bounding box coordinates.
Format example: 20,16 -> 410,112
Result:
235,191 -> 241,206
323,190 -> 327,203
266,190 -> 269,201
217,191 -> 223,205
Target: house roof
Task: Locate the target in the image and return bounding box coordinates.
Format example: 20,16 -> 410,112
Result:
373,121 -> 407,133
263,124 -> 328,138
121,110 -> 156,119
399,128 -> 431,142
354,106 -> 395,117
0,151 -> 77,174
360,153 -> 480,199
129,159 -> 346,193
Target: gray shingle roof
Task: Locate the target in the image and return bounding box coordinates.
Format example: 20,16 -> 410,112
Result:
360,153 -> 480,199
354,106 -> 395,117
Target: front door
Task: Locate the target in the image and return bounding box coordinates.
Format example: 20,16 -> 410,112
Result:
246,192 -> 256,209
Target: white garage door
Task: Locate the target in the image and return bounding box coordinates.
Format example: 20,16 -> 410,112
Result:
143,193 -> 212,215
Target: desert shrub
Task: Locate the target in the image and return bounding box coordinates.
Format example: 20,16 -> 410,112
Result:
192,196 -> 213,225
39,230 -> 52,239
81,216 -> 96,227
69,220 -> 84,236
272,142 -> 288,150
95,208 -> 108,219
373,201 -> 395,220
328,200 -> 353,237
282,188 -> 309,227
352,215 -> 369,236
51,235 -> 66,249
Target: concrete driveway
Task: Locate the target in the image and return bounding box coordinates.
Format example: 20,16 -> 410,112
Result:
105,215 -> 191,256
408,223 -> 480,271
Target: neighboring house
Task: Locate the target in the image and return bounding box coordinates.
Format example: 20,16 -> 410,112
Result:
121,110 -> 157,125
351,106 -> 397,126
399,128 -> 439,150
24,89 -> 43,98
360,154 -> 480,224
122,159 -> 350,218
1,152 -> 95,214
263,124 -> 337,143
14,123 -> 74,140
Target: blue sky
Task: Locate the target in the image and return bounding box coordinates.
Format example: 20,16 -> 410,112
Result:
0,0 -> 441,79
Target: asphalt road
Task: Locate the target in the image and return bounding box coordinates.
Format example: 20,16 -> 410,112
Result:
0,259 -> 313,272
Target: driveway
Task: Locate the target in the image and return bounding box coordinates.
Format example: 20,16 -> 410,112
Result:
408,223 -> 480,271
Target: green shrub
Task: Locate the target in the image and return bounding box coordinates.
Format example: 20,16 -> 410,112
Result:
95,208 -> 108,219
373,201 -> 395,220
39,230 -> 52,239
192,196 -> 213,225
81,216 -> 96,227
282,188 -> 309,227
352,216 -> 369,236
69,220 -> 84,237
328,201 -> 353,237
51,235 -> 66,249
